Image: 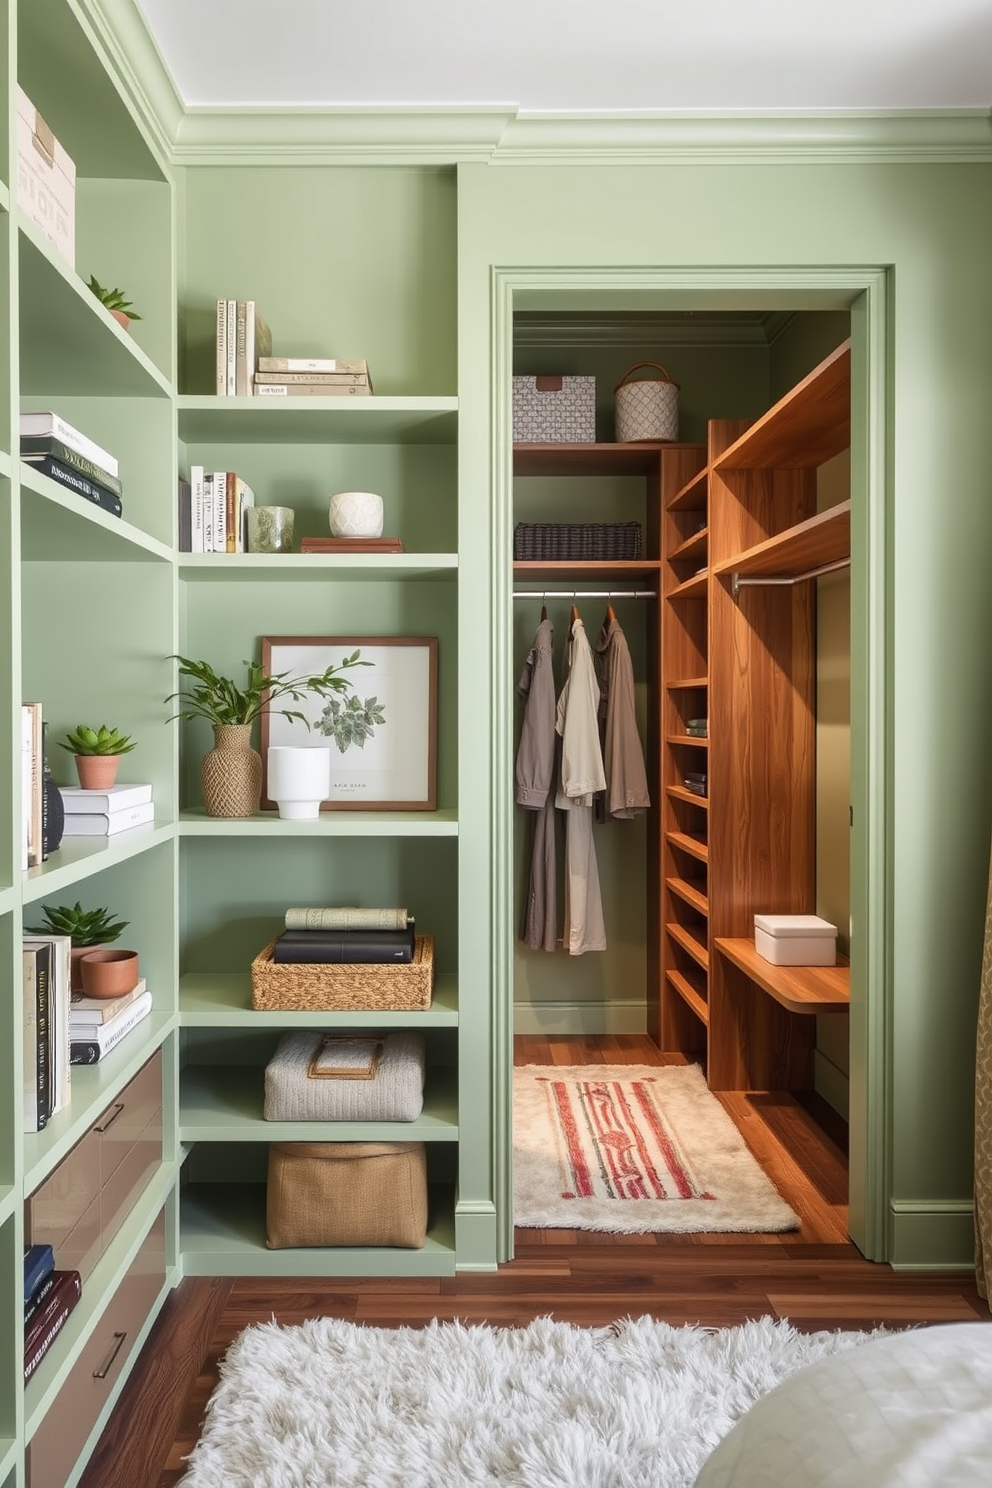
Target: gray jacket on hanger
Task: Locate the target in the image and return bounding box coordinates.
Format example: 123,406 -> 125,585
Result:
516,617 -> 558,951
595,615 -> 651,819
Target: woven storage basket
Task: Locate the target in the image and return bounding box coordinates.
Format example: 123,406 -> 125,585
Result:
512,374 -> 596,443
614,361 -> 680,443
251,935 -> 434,1011
513,521 -> 641,562
265,1141 -> 428,1248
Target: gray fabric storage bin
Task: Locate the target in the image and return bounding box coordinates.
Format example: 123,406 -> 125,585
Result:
263,1031 -> 426,1122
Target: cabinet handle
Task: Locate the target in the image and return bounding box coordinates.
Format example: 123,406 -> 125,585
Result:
93,1330 -> 128,1380
94,1102 -> 125,1133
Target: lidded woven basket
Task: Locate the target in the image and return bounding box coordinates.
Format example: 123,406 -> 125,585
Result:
614,361 -> 680,443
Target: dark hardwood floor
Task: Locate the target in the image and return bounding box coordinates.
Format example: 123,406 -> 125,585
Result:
75,1036 -> 987,1488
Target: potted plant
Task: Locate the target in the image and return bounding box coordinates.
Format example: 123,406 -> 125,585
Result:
58,724 -> 137,789
86,275 -> 142,330
166,652 -> 367,818
26,901 -> 129,992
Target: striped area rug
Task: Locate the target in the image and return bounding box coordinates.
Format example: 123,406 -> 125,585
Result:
514,1063 -> 800,1233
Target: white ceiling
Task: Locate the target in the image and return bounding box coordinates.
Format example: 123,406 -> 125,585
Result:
134,0 -> 992,113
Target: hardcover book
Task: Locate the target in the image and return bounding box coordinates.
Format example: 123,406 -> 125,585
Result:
21,436 -> 123,496
24,933 -> 72,1116
272,927 -> 416,964
300,537 -> 405,554
22,942 -> 52,1131
284,906 -> 411,931
253,382 -> 371,398
29,455 -> 123,517
23,1244 -> 55,1302
19,412 -> 119,477
253,371 -> 369,386
70,977 -> 147,1027
69,990 -> 152,1064
258,356 -> 368,374
59,782 -> 153,813
23,1270 -> 82,1383
60,800 -> 155,836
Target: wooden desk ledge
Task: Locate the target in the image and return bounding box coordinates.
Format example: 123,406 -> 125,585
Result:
715,937 -> 850,1014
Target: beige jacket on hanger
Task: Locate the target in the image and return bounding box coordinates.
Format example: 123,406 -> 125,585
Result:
556,616 -> 607,955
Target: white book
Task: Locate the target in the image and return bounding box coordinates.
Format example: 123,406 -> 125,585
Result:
70,977 -> 147,1027
24,934 -> 72,1115
61,801 -> 155,836
212,470 -> 227,553
19,413 -> 119,478
70,992 -> 152,1063
21,704 -> 32,871
191,465 -> 205,553
258,357 -> 368,374
215,300 -> 227,396
59,782 -> 153,813
226,299 -> 236,396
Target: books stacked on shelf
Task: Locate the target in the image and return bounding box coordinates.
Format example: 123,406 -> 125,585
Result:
215,299 -> 272,396
300,536 -> 405,555
181,466 -> 256,553
253,356 -> 373,398
22,934 -> 72,1131
70,984 -> 152,1065
685,717 -> 708,738
20,412 -> 123,518
22,701 -> 43,869
59,782 -> 155,836
272,905 -> 415,964
23,1245 -> 82,1384
682,770 -> 708,798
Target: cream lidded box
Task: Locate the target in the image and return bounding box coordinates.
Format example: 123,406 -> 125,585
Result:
753,913 -> 837,967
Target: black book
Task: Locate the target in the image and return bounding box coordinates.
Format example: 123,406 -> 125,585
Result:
32,942 -> 53,1129
21,435 -> 123,497
28,455 -> 123,518
272,927 -> 416,964
178,476 -> 192,552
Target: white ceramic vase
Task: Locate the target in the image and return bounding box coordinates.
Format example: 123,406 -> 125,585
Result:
328,490 -> 384,538
267,745 -> 332,819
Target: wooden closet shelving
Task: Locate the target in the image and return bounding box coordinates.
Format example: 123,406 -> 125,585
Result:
661,340 -> 852,1092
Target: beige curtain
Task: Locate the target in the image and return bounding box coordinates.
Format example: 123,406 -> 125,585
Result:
975,846 -> 992,1300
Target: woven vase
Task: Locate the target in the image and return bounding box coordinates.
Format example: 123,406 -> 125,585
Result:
200,723 -> 261,818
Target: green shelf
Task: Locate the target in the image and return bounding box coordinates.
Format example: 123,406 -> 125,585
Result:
179,1063 -> 459,1142
17,214 -> 171,399
177,395 -> 458,445
19,464 -> 173,563
179,1181 -> 457,1277
178,810 -> 458,837
24,1163 -> 177,1438
22,825 -> 174,906
0,885 -> 16,916
23,1016 -> 174,1194
0,1185 -> 15,1227
179,970 -> 459,1026
177,553 -> 458,581
0,179 -> 9,213
0,1439 -> 17,1484
0,447 -> 11,478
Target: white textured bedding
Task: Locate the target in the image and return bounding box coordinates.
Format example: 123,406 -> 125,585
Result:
694,1321 -> 992,1487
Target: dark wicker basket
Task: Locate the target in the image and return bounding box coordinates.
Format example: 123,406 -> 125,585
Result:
513,522 -> 642,561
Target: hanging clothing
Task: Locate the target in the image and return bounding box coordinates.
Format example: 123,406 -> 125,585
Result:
594,614 -> 651,820
555,617 -> 607,954
515,617 -> 558,951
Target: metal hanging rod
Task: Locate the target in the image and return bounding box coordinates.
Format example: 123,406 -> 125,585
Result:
512,589 -> 657,600
731,556 -> 850,599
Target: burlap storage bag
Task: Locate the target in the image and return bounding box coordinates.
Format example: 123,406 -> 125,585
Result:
265,1140 -> 428,1248
614,361 -> 680,442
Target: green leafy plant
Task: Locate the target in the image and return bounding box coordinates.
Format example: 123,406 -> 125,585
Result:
58,724 -> 137,757
166,652 -> 370,730
27,902 -> 128,947
317,693 -> 386,753
87,274 -> 142,321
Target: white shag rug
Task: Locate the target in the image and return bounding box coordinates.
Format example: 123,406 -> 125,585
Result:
177,1314 -> 876,1488
514,1063 -> 800,1232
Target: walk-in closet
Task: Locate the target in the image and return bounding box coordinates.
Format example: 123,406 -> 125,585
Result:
510,308 -> 854,1242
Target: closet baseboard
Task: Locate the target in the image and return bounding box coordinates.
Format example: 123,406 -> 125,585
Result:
513,1000 -> 647,1035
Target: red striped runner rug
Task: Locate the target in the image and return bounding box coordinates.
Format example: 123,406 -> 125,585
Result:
513,1063 -> 799,1232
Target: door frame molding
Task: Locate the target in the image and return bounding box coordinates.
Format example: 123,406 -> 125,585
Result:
489,265 -> 891,1262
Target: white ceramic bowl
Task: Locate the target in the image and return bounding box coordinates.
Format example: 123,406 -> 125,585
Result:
328,490 -> 384,538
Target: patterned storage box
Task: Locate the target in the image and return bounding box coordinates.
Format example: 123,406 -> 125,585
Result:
513,521 -> 642,561
513,375 -> 596,443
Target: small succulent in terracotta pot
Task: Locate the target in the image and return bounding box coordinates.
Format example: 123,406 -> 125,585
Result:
26,901 -> 129,992
57,723 -> 137,790
87,275 -> 142,330
79,948 -> 140,999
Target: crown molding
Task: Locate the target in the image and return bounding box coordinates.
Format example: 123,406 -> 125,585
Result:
72,8 -> 992,168
513,310 -> 796,349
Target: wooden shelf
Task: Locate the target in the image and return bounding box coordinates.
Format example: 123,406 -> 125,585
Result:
666,785 -> 709,810
667,733 -> 708,749
666,466 -> 709,511
512,441 -> 703,477
712,501 -> 850,581
667,677 -> 708,691
666,876 -> 708,916
666,970 -> 709,1026
669,528 -> 708,563
513,559 -> 660,582
665,830 -> 708,864
667,570 -> 707,600
666,922 -> 709,972
715,938 -> 850,1014
713,340 -> 851,471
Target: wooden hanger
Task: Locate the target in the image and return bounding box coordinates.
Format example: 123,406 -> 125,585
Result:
605,602 -> 616,625
570,604 -> 580,625
540,602 -> 548,622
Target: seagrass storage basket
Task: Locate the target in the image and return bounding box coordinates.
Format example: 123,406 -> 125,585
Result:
614,361 -> 680,442
251,935 -> 435,1011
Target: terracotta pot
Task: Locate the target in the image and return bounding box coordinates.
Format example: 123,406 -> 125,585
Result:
74,754 -> 121,789
110,308 -> 130,329
200,723 -> 262,818
79,948 -> 139,999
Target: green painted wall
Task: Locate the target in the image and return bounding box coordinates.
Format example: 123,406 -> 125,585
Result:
457,159 -> 992,1259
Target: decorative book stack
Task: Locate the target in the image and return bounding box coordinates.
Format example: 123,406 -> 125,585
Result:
253,356 -> 373,398
300,536 -> 405,555
58,782 -> 154,837
23,1244 -> 82,1383
271,905 -> 415,964
69,983 -> 152,1065
215,299 -> 272,396
20,412 -> 122,518
180,467 -> 255,554
22,934 -> 72,1132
